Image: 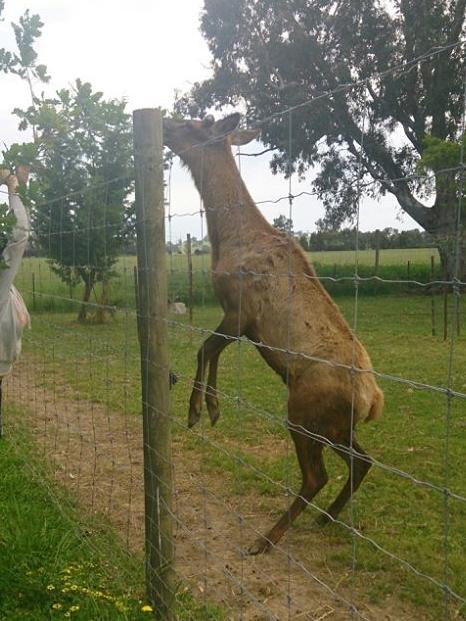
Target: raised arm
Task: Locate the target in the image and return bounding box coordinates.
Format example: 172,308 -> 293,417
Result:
0,169 -> 30,308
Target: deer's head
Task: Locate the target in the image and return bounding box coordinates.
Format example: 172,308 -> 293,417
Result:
163,113 -> 260,157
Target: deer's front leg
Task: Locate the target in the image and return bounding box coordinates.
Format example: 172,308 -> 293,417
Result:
205,353 -> 221,426
189,315 -> 242,428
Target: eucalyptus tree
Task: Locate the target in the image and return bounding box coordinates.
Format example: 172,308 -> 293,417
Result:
180,0 -> 466,278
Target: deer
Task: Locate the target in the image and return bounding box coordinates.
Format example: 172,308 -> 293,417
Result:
163,113 -> 384,555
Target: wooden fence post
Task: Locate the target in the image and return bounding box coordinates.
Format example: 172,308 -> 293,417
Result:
133,108 -> 175,619
187,233 -> 194,328
443,263 -> 448,342
32,272 -> 36,311
431,255 -> 436,337
374,230 -> 380,276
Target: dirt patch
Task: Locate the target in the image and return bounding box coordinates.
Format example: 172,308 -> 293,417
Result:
4,356 -> 427,621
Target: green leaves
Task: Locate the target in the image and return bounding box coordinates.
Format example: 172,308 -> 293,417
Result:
0,202 -> 17,270
417,135 -> 466,218
1,142 -> 38,170
0,7 -> 49,82
17,80 -> 134,320
418,135 -> 465,173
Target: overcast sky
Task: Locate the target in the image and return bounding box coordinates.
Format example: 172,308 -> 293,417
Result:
0,0 -> 420,241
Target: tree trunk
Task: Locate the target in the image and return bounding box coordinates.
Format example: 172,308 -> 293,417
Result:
94,278 -> 111,324
77,271 -> 95,322
431,228 -> 466,285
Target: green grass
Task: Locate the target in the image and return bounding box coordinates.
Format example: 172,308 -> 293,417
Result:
0,425 -> 148,621
15,293 -> 466,619
308,247 -> 439,266
0,421 -> 224,620
15,248 -> 443,313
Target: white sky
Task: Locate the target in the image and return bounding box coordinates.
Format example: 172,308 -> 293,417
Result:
0,0 -> 420,240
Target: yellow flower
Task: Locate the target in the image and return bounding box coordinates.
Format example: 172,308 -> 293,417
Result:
51,603 -> 62,610
70,605 -> 80,612
46,585 -> 55,591
141,604 -> 154,613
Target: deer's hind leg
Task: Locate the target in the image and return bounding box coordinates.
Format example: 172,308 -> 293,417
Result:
189,313 -> 245,428
317,435 -> 372,525
248,426 -> 328,555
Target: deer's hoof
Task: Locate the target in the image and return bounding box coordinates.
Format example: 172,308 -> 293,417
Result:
188,406 -> 201,428
206,399 -> 220,426
247,537 -> 272,556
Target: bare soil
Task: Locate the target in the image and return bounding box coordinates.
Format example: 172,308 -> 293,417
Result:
4,356 -> 428,621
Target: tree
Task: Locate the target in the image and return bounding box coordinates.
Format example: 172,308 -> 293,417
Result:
273,214 -> 293,233
16,81 -> 134,321
179,0 -> 466,278
0,5 -> 49,84
0,2 -> 49,268
417,135 -> 466,276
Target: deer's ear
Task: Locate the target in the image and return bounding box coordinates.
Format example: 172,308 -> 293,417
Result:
230,128 -> 261,146
212,113 -> 241,137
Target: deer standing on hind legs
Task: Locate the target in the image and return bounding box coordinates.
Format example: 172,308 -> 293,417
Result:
163,113 -> 384,555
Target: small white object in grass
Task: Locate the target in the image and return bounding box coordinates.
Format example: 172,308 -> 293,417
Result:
170,302 -> 187,315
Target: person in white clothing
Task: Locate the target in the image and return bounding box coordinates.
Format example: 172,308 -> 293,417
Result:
0,167 -> 31,436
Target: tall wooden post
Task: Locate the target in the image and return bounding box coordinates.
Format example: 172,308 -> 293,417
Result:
32,272 -> 36,311
431,255 -> 436,337
133,108 -> 175,619
186,233 -> 194,327
374,230 -> 380,275
443,263 -> 448,342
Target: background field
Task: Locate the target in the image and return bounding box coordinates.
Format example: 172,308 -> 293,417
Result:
4,247 -> 465,619
16,247 -> 444,313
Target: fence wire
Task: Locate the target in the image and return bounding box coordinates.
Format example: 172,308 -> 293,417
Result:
1,35 -> 465,621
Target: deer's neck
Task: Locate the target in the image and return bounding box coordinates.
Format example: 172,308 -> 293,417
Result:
183,148 -> 271,263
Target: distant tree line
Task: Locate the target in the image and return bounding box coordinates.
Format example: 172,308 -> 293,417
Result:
272,217 -> 435,252
164,222 -> 437,256
297,228 -> 436,252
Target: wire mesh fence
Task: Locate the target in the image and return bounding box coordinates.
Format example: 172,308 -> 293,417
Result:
1,36 -> 466,621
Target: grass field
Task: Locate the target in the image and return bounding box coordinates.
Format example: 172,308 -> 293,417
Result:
5,247 -> 465,618
4,289 -> 465,619
15,247 -> 443,313
309,247 -> 439,265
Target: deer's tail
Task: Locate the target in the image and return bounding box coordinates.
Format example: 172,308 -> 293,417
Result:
366,387 -> 384,423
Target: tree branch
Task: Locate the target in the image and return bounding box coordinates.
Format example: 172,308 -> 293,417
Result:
345,131 -> 431,229
451,0 -> 466,42
238,147 -> 274,157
